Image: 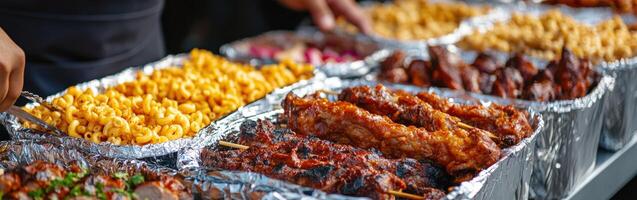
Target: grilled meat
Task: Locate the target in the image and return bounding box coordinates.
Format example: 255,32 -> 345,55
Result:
379,46 -> 597,102
201,120 -> 449,199
408,60 -> 433,87
338,85 -> 524,148
415,92 -> 533,147
0,161 -> 192,200
429,46 -> 465,90
282,93 -> 501,181
472,53 -> 500,74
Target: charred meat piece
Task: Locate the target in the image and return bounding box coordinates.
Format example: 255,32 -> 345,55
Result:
553,48 -> 592,100
478,73 -> 497,94
492,67 -> 524,98
523,80 -> 557,102
408,60 -> 433,87
282,93 -> 501,180
461,67 -> 482,93
379,51 -> 409,83
381,50 -> 407,72
429,46 -> 465,90
472,53 -> 500,74
416,92 -> 533,148
203,120 -> 449,199
506,53 -> 538,81
383,68 -> 410,83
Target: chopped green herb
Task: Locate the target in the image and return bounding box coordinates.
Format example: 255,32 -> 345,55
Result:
112,188 -> 134,199
28,188 -> 44,200
69,185 -> 83,197
0,191 -> 4,199
113,172 -> 129,179
128,174 -> 145,186
95,182 -> 106,200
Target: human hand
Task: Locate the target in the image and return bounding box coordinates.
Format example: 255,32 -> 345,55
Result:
0,27 -> 25,111
279,0 -> 372,34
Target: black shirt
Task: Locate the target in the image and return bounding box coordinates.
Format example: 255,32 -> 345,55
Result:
0,0 -> 165,96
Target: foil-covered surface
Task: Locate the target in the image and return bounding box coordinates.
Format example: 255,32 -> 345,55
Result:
598,57 -> 637,151
0,140 -> 182,187
178,78 -> 545,200
220,29 -> 391,78
0,140 -> 362,199
365,45 -> 615,199
0,54 -> 321,162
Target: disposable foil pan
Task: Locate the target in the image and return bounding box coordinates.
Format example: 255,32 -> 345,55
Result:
0,140 -> 187,192
332,0 -> 504,51
221,30 -> 391,78
365,46 -> 615,199
460,1 -> 637,152
0,140 -> 353,200
177,78 -> 545,200
598,58 -> 637,151
0,54 -> 321,162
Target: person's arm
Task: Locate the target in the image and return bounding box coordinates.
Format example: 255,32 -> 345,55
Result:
0,27 -> 25,111
278,0 -> 372,34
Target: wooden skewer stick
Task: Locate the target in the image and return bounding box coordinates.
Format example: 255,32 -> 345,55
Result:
218,140 -> 249,150
316,89 -> 340,96
387,190 -> 425,200
217,140 -> 424,199
457,122 -> 498,140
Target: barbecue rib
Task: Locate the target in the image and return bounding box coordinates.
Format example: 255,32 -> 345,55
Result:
337,85 -> 504,146
201,120 -> 449,199
282,93 -> 501,181
416,92 -> 533,147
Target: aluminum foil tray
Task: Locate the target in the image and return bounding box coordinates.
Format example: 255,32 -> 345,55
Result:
177,78 -> 545,200
598,58 -> 637,151
0,140 -> 355,200
0,140 -> 189,195
0,54 -> 321,162
367,44 -> 615,199
221,29 -> 391,78
458,0 -> 637,189
332,0 -> 505,51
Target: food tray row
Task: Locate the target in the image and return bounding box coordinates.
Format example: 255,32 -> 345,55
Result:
220,1 -> 637,198
0,1 -> 634,199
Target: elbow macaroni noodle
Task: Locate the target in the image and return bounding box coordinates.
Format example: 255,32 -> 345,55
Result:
337,0 -> 488,41
22,49 -> 313,145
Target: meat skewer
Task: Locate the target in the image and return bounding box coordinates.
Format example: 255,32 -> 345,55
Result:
415,92 -> 533,147
337,85 -> 527,148
209,120 -> 449,200
282,93 -> 501,181
337,85 -> 500,142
